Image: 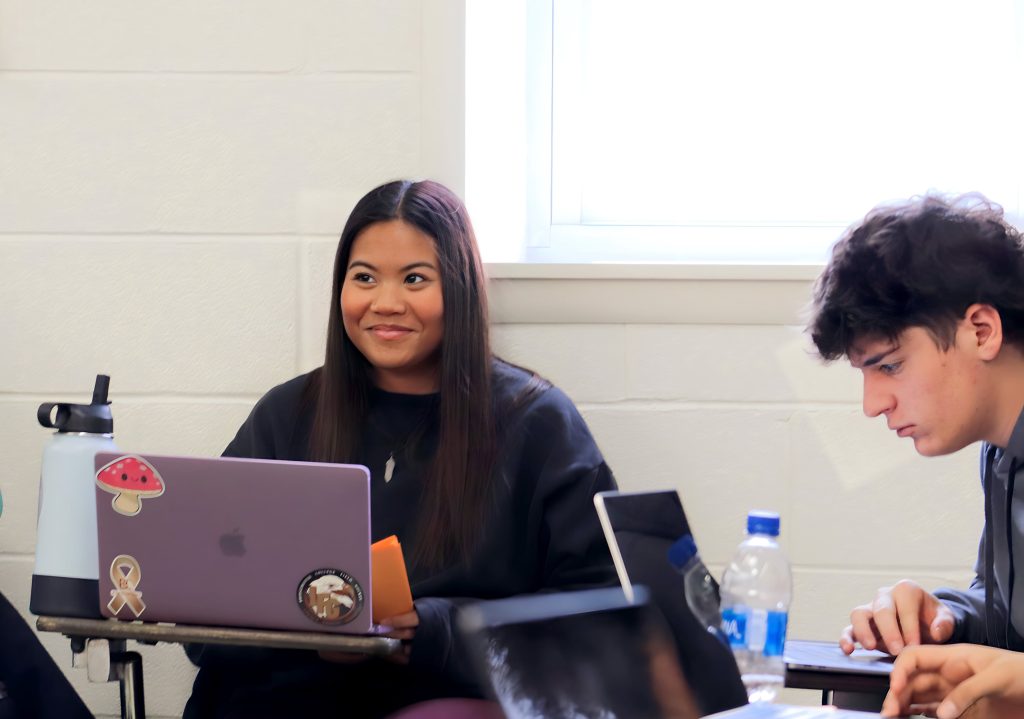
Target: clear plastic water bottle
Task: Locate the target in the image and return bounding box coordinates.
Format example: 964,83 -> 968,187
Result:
719,510 -> 792,703
667,533 -> 726,645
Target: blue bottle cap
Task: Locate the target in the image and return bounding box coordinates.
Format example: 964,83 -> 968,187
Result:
747,510 -> 780,536
667,533 -> 698,570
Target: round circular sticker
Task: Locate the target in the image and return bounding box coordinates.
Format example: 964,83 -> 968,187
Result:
296,568 -> 364,626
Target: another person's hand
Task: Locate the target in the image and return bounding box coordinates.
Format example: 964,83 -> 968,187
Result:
881,643 -> 1024,718
319,608 -> 420,665
840,580 -> 955,655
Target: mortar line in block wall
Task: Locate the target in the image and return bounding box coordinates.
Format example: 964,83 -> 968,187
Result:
0,393 -> 266,404
791,565 -> 979,576
575,400 -> 864,411
0,233 -> 318,241
0,69 -> 416,79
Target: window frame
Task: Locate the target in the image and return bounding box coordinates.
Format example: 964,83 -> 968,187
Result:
467,0 -> 1024,269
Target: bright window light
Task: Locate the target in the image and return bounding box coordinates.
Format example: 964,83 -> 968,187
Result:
467,0 -> 1024,264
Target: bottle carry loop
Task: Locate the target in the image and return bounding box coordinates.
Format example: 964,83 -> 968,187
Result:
37,403 -> 70,430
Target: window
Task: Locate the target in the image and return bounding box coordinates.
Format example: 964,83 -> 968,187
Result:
466,0 -> 1024,264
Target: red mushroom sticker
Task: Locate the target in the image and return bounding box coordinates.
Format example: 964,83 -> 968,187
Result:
96,455 -> 165,516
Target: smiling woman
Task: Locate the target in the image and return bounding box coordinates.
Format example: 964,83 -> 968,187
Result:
340,220 -> 445,395
182,180 -> 620,719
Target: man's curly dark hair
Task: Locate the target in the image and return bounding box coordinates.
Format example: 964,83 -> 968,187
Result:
808,193 -> 1024,361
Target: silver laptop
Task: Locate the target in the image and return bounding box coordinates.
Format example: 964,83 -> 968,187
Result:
93,452 -> 376,634
783,639 -> 894,676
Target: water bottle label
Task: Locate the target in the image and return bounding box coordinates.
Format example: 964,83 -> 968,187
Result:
765,610 -> 788,656
721,607 -> 747,648
747,609 -> 768,652
720,607 -> 787,656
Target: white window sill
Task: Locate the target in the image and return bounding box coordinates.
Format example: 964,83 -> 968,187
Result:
485,263 -> 823,325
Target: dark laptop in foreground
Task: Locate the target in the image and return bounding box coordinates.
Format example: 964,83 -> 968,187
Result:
460,586 -> 702,719
94,452 -> 383,635
459,587 -> 883,719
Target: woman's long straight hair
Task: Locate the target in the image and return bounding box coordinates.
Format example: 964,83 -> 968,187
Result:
309,180 -> 496,569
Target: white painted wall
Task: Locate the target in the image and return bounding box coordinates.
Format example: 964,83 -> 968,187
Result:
1,2 -> 983,717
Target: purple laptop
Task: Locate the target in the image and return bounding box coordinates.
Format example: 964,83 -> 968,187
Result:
93,452 -> 374,634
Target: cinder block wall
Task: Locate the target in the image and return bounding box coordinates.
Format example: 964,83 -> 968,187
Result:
1,3 -> 982,717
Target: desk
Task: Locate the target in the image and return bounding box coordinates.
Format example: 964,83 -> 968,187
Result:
784,639 -> 891,710
36,616 -> 401,719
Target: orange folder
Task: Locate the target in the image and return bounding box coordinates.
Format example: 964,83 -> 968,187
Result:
370,535 -> 414,623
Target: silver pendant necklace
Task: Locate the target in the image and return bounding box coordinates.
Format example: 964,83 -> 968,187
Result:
384,453 -> 396,483
372,398 -> 436,486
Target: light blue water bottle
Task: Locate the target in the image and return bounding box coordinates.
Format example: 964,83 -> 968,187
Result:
30,374 -> 117,618
719,510 -> 792,703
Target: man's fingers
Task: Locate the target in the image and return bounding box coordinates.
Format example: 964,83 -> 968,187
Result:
850,606 -> 882,651
847,583 -> 942,658
926,603 -> 956,644
883,645 -> 949,716
936,667 -> 1007,719
896,601 -> 921,648
882,681 -> 917,718
871,593 -> 905,655
887,674 -> 950,715
840,625 -> 858,655
891,584 -> 923,647
893,644 -> 959,674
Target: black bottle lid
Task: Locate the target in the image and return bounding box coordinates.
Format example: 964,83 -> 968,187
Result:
37,374 -> 114,435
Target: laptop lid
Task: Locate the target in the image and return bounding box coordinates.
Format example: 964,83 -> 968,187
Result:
594,489 -> 692,604
593,489 -> 749,715
94,452 -> 374,634
459,586 -> 701,719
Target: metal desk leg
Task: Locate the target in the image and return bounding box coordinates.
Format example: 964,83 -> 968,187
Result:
831,690 -> 885,711
71,637 -> 146,719
110,650 -> 145,719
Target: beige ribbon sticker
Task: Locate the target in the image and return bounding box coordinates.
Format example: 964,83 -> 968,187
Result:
108,554 -> 146,618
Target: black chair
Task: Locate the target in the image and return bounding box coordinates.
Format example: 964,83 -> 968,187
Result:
0,591 -> 92,718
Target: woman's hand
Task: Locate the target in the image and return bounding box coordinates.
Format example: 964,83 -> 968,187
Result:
882,643 -> 1024,718
378,608 -> 419,664
380,608 -> 419,641
319,608 -> 420,665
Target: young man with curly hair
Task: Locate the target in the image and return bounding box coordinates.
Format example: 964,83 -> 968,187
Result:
807,194 -> 1024,718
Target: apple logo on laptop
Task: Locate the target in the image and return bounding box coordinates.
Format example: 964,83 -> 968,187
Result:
219,528 -> 247,557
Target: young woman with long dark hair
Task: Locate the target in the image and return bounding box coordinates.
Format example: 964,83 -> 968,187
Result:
183,179 -> 618,718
